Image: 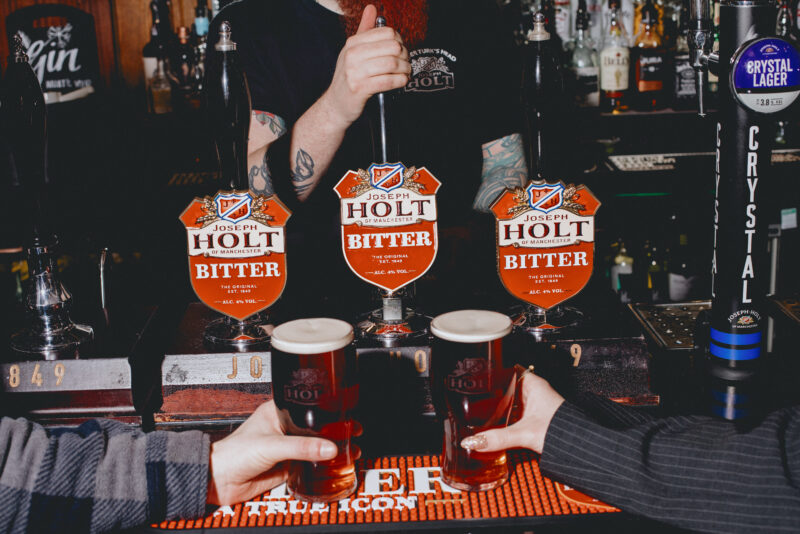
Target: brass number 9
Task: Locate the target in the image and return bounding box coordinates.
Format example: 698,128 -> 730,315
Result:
54,363 -> 65,386
570,344 -> 582,367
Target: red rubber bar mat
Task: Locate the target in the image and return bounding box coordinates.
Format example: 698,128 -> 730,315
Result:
153,450 -> 618,530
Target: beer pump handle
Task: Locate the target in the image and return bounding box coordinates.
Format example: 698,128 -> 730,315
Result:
1,33 -> 48,242
687,0 -> 716,117
371,15 -> 397,164
207,21 -> 252,190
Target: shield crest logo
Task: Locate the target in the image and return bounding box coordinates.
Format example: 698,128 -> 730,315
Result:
215,192 -> 252,223
334,164 -> 441,293
180,191 -> 291,320
491,181 -> 601,310
369,163 -> 406,192
527,182 -> 564,213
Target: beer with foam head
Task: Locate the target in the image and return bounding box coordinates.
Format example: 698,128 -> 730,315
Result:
430,310 -> 515,491
271,318 -> 359,502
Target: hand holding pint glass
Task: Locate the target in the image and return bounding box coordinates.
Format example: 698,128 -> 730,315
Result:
430,310 -> 516,491
270,318 -> 359,502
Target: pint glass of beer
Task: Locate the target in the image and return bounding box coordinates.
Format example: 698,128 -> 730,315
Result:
270,318 -> 359,502
430,310 -> 515,491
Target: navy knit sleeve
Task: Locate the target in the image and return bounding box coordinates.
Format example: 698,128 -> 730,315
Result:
0,417 -> 209,534
540,400 -> 800,533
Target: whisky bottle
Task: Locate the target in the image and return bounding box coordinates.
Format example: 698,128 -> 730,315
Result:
672,0 -> 697,109
142,2 -> 164,92
633,0 -> 666,110
194,0 -> 210,38
150,57 -> 173,115
775,0 -> 795,144
173,26 -> 195,95
599,0 -> 630,113
570,4 -> 600,107
610,238 -> 634,302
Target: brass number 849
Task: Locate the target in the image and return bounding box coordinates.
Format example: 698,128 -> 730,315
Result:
7,363 -> 66,388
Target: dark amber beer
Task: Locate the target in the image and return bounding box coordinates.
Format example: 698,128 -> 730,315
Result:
270,318 -> 359,502
430,310 -> 515,491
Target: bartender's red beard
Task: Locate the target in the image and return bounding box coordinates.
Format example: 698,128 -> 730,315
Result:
339,0 -> 428,47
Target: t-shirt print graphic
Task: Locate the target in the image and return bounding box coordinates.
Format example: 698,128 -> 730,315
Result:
406,48 -> 456,92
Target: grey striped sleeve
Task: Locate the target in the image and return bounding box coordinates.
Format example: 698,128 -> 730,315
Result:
539,400 -> 800,533
0,416 -> 210,533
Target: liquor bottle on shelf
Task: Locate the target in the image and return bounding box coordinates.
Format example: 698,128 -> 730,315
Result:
610,238 -> 634,303
599,0 -> 630,113
150,56 -> 173,115
587,0 -> 605,44
775,0 -> 795,144
665,211 -> 701,301
570,3 -> 600,107
194,0 -> 210,38
539,0 -> 566,63
192,0 -> 210,95
155,0 -> 178,59
142,2 -> 164,92
638,239 -> 667,303
706,0 -> 720,100
661,0 -> 681,52
554,0 -> 572,45
672,0 -> 697,109
633,0 -> 666,110
172,27 -> 196,98
522,12 -> 563,180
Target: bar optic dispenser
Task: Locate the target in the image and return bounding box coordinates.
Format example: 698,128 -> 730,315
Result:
3,34 -> 93,360
688,0 -> 800,419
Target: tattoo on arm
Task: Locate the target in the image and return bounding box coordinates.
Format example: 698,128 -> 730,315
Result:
248,153 -> 274,196
290,149 -> 315,182
253,111 -> 287,137
473,133 -> 527,212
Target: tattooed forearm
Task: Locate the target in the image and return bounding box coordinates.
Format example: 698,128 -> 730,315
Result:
290,149 -> 315,182
294,182 -> 314,196
248,153 -> 274,196
253,111 -> 287,137
474,133 -> 527,212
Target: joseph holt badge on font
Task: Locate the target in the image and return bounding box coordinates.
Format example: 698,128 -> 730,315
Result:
491,181 -> 601,309
334,163 -> 441,293
180,191 -> 291,320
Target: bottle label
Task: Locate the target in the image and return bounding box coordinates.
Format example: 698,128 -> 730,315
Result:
673,54 -> 697,99
668,272 -> 698,301
636,52 -> 664,92
600,46 -> 630,91
555,0 -> 572,43
143,56 -> 158,83
611,262 -> 633,293
574,66 -> 600,106
194,17 -> 210,36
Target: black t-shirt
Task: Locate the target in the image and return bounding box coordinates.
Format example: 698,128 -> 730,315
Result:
209,0 -> 521,313
211,0 -> 520,225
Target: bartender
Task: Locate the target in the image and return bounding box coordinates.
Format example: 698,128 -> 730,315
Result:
209,0 -> 525,313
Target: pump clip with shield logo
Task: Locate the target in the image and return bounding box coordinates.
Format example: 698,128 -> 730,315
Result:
334,163 -> 441,293
491,181 -> 601,310
179,191 -> 291,321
